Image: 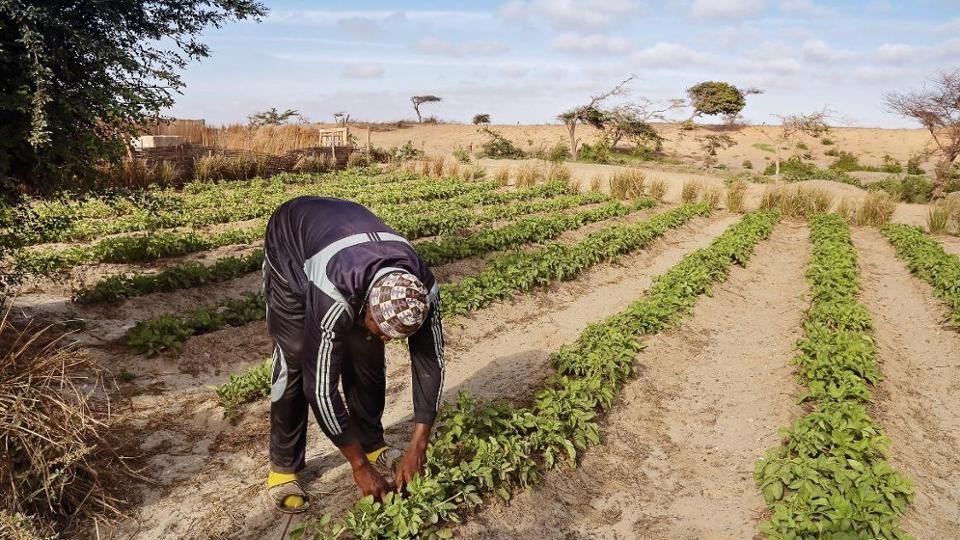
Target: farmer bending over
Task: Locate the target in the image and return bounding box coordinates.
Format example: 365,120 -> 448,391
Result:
262,196 -> 444,513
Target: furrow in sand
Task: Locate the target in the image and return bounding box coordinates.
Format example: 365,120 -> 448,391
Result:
456,221 -> 811,540
104,212 -> 738,540
852,227 -> 960,537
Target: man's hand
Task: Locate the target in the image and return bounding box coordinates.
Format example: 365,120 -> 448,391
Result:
340,441 -> 393,500
352,460 -> 393,500
395,423 -> 431,492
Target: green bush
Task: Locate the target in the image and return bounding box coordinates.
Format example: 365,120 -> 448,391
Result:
829,150 -> 861,171
906,156 -> 924,175
866,175 -> 934,203
764,157 -> 860,185
820,137 -> 834,145
476,128 -> 524,159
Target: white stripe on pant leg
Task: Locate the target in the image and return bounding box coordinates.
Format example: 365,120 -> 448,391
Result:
315,304 -> 345,436
270,345 -> 289,403
431,308 -> 445,411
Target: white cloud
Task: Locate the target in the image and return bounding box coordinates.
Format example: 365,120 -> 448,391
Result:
414,38 -> 508,57
552,33 -> 631,54
499,0 -> 641,28
337,17 -> 383,37
499,63 -> 532,77
876,43 -> 917,64
801,40 -> 855,63
632,42 -> 707,68
780,0 -> 834,17
341,63 -> 385,79
691,0 -> 766,20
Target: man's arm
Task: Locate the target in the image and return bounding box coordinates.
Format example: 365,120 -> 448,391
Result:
398,301 -> 445,490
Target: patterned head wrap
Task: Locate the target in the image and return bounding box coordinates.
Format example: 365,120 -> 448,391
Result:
367,272 -> 429,339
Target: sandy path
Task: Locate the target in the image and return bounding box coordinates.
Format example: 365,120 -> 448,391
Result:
456,221 -> 811,540
103,213 -> 738,540
852,228 -> 960,537
937,233 -> 960,256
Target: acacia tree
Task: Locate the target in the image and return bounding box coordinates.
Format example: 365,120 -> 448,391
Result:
411,95 -> 442,123
0,1 -> 266,194
884,69 -> 960,197
248,108 -> 301,127
687,81 -> 762,123
761,110 -> 831,177
558,75 -> 635,159
601,98 -> 683,151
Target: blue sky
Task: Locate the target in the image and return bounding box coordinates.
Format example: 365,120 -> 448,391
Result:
166,0 -> 960,127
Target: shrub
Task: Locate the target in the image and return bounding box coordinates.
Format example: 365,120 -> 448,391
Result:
452,146 -> 472,164
829,150 -> 861,172
477,128 -> 524,159
576,142 -> 614,164
679,119 -> 695,131
866,175 -> 933,204
759,186 -> 833,218
764,156 -> 859,185
824,148 -> 840,157
472,113 -> 491,125
821,137 -> 834,145
742,159 -> 753,170
680,180 -> 703,203
881,155 -> 903,174
795,141 -> 809,151
726,179 -> 748,213
293,153 -> 333,173
648,179 -> 667,201
392,141 -> 424,161
906,156 -> 924,175
547,141 -> 571,163
609,169 -> 646,199
346,151 -> 369,169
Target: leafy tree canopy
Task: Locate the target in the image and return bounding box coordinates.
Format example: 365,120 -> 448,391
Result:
687,81 -> 758,119
0,0 -> 266,194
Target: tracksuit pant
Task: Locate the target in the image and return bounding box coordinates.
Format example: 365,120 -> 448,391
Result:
264,254 -> 388,474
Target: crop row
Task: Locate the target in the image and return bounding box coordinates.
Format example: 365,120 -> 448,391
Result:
126,200 -> 672,355
15,186 -> 598,275
75,199 -> 652,304
754,214 -> 913,539
881,224 -> 960,327
10,174 -> 493,247
7,169 -> 412,246
441,202 -> 711,317
290,210 -> 782,539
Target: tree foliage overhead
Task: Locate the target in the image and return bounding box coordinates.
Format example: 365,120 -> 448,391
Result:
0,0 -> 266,192
686,81 -> 761,120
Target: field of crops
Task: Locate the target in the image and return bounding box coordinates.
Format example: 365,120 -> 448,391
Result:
7,165 -> 960,540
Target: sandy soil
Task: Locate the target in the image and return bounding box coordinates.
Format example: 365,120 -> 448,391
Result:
938,234 -> 960,257
456,221 -> 810,540
368,124 -> 935,174
852,228 -> 960,537
96,212 -> 739,540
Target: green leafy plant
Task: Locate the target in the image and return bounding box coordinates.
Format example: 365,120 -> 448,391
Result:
755,214 -> 914,539
881,224 -> 960,326
292,209 -> 782,539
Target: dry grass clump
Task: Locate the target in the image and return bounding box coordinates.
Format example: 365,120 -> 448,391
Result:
680,180 -> 703,203
98,159 -> 186,188
346,151 -> 370,169
494,168 -> 510,187
761,186 -> 834,218
609,169 -> 646,200
515,163 -> 544,188
589,176 -> 603,193
206,124 -> 323,154
293,153 -> 335,174
927,194 -> 960,234
726,179 -> 748,213
854,191 -> 896,226
194,153 -> 270,182
546,163 -> 571,183
702,187 -> 724,210
1,313 -> 129,535
648,179 -> 667,201
835,197 -> 856,222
